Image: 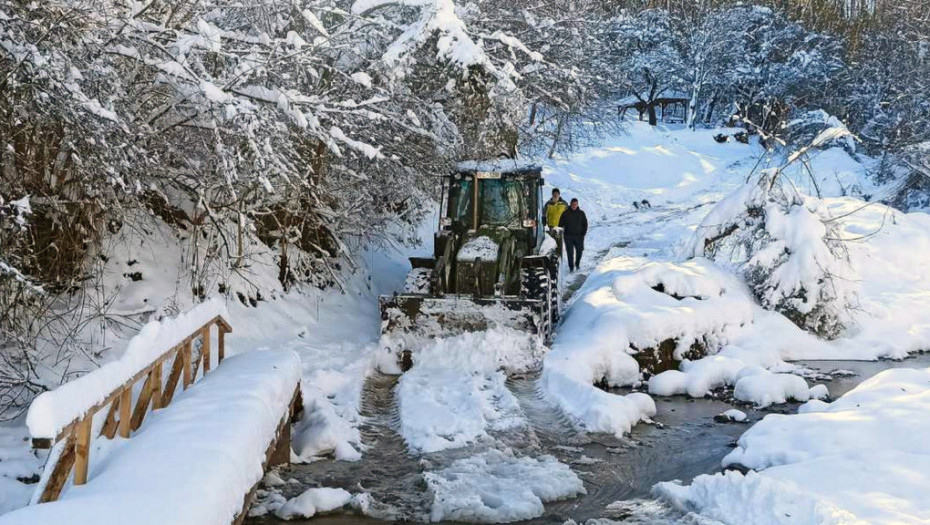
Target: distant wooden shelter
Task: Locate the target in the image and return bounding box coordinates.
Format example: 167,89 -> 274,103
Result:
618,91 -> 690,124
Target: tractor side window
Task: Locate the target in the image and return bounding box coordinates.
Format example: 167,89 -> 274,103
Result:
481,180 -> 524,227
449,179 -> 473,225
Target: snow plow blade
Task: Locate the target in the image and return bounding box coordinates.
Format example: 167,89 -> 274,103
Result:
379,294 -> 544,341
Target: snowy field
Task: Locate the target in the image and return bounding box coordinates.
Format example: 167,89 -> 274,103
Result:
5,120 -> 930,524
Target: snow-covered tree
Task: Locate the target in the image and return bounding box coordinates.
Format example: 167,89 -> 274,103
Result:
605,9 -> 686,126
685,124 -> 858,338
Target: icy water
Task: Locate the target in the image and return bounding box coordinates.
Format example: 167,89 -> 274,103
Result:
249,354 -> 930,524
247,354 -> 930,525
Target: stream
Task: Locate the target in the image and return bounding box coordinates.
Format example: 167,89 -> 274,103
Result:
247,352 -> 930,525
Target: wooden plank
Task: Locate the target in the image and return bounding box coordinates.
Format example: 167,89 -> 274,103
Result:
130,373 -> 155,431
100,397 -> 120,439
202,325 -> 212,373
118,388 -> 132,438
45,316 -> 232,443
73,418 -> 92,485
151,361 -> 163,410
161,350 -> 184,407
191,343 -> 204,384
218,328 -> 226,362
182,340 -> 192,389
39,432 -> 77,503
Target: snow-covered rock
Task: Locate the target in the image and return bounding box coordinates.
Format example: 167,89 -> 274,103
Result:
274,487 -> 352,520
732,370 -> 811,407
714,409 -> 747,423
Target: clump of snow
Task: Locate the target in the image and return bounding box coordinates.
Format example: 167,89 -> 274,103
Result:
808,384 -> 829,400
274,487 -> 352,520
733,370 -> 811,407
656,367 -> 930,525
4,350 -> 300,525
649,356 -> 747,397
424,448 -> 585,523
457,236 -> 499,261
715,409 -> 747,423
350,72 -> 373,88
26,299 -> 229,440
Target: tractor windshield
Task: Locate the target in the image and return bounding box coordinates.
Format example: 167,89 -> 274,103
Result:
449,177 -> 527,228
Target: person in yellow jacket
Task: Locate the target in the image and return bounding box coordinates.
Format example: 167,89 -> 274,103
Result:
543,188 -> 568,228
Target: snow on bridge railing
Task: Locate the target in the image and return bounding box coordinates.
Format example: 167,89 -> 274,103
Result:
27,300 -> 232,503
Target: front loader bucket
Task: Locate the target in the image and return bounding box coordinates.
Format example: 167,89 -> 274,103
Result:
379,294 -> 544,342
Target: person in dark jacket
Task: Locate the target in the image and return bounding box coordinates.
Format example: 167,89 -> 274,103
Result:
559,198 -> 588,272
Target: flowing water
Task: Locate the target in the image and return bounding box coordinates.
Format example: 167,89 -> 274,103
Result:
247,354 -> 930,525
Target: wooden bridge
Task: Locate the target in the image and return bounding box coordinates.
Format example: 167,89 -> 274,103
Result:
0,302 -> 303,525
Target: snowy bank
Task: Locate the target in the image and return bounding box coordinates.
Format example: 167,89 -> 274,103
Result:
27,299 -> 229,440
541,257 -> 752,434
3,349 -> 300,525
655,366 -> 930,525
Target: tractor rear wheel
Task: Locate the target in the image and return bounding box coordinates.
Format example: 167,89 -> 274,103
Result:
548,255 -> 561,325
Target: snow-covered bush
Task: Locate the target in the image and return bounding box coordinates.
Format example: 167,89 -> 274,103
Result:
685,167 -> 855,338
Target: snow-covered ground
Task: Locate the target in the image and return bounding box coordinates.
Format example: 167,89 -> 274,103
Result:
5,120 -> 930,523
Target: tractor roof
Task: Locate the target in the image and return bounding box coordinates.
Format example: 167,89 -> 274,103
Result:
456,159 -> 542,177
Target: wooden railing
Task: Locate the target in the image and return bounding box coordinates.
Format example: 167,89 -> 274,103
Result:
34,315 -> 232,503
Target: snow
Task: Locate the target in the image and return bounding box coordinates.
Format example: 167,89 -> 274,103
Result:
457,235 -> 499,261
808,383 -> 829,400
350,72 -> 373,88
717,409 -> 747,422
732,370 -> 811,407
456,159 -> 540,173
424,448 -> 585,523
655,366 -> 930,525
2,350 -> 300,525
329,126 -> 383,159
541,257 -> 749,434
395,328 -> 541,453
274,487 -> 352,520
26,299 -> 229,440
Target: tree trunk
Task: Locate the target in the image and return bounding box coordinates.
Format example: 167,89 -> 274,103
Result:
547,115 -> 565,159
687,84 -> 701,130
647,104 -> 658,126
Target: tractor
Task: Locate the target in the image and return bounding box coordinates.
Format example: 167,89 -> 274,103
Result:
379,160 -> 563,356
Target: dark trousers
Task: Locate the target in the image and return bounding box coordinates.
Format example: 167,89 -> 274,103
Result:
565,235 -> 584,270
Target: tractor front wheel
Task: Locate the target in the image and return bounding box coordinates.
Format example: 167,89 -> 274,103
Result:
522,266 -> 554,339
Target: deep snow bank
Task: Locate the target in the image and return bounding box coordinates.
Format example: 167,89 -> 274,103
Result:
655,367 -> 930,525
541,257 -> 753,434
